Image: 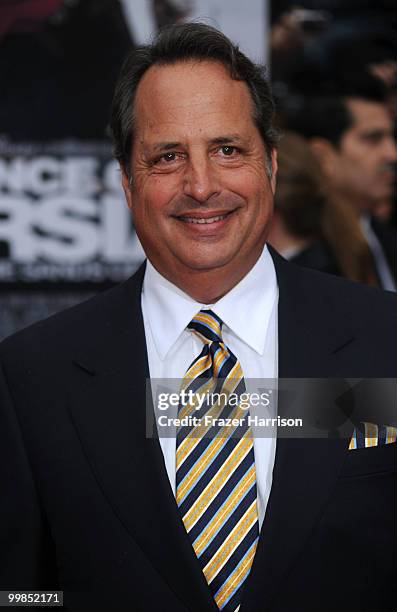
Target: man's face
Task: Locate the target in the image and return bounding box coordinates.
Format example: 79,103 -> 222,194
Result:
122,60 -> 277,292
329,98 -> 397,211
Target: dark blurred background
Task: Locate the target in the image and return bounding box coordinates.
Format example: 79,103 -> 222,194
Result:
1,0 -> 397,339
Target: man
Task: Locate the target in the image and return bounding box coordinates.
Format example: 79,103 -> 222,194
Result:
1,23 -> 397,612
287,84 -> 397,290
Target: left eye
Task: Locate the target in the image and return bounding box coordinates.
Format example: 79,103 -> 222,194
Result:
220,146 -> 236,156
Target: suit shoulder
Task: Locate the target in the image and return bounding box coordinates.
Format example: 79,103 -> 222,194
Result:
292,260 -> 397,306
280,259 -> 397,333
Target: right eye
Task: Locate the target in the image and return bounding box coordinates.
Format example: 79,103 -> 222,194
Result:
153,151 -> 186,167
161,152 -> 178,162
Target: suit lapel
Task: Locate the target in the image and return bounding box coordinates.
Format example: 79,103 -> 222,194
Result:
68,264 -> 218,612
241,250 -> 355,612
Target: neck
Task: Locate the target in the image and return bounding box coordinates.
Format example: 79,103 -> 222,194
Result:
150,250 -> 263,304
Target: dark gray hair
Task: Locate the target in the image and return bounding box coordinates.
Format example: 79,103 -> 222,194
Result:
110,22 -> 278,175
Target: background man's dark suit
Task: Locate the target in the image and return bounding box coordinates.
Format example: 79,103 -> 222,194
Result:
1,250 -> 397,611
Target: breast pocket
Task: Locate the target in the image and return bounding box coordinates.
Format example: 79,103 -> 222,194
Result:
339,441 -> 397,478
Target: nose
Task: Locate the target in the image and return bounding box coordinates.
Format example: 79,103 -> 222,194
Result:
384,135 -> 397,163
182,152 -> 220,203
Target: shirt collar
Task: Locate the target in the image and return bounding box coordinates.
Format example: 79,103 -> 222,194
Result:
142,245 -> 278,360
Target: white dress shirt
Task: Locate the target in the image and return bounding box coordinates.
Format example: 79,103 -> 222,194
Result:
360,215 -> 397,292
141,245 -> 279,528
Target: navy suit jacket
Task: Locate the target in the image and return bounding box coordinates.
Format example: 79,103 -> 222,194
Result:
1,249 -> 397,611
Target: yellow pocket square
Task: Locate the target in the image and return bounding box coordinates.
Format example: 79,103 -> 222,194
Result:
349,422 -> 397,450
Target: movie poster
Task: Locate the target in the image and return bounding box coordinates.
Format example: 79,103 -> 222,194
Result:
0,0 -> 268,339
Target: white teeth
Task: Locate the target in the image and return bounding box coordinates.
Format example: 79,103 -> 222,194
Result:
181,214 -> 228,224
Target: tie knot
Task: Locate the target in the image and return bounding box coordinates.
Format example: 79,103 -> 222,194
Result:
188,309 -> 223,344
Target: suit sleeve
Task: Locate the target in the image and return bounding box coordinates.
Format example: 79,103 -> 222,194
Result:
0,358 -> 58,589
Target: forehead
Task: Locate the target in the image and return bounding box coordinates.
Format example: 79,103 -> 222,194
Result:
133,60 -> 257,143
346,98 -> 393,133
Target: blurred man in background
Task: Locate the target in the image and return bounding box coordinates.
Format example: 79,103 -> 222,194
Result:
287,83 -> 397,290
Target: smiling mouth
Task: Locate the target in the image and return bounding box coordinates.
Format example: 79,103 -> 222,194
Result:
176,211 -> 234,224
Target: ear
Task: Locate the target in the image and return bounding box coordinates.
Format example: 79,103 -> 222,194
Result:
270,148 -> 278,194
121,166 -> 134,212
309,137 -> 339,179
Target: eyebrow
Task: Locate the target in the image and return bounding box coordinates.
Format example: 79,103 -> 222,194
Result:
209,134 -> 247,145
151,142 -> 181,152
150,134 -> 247,153
359,129 -> 389,140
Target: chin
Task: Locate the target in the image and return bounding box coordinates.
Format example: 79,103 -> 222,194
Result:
182,259 -> 231,272
373,190 -> 393,202
176,253 -> 235,272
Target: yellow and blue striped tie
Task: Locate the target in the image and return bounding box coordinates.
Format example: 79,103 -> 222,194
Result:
176,309 -> 259,612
